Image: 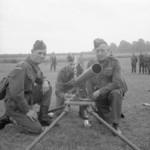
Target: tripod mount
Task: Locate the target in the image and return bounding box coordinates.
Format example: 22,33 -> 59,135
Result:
26,94 -> 141,150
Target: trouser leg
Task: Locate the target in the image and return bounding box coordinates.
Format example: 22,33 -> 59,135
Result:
6,110 -> 42,134
54,65 -> 56,71
32,84 -> 52,107
55,92 -> 65,116
145,64 -> 147,74
79,106 -> 88,120
52,65 -> 54,71
131,66 -> 133,73
95,96 -> 111,122
108,90 -> 123,125
133,64 -> 136,73
50,64 -> 53,71
142,64 -> 144,74
148,64 -> 150,74
139,64 -> 141,73
33,84 -> 52,126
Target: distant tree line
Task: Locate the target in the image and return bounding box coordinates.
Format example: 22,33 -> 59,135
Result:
109,38 -> 150,53
2,38 -> 150,64
0,38 -> 150,58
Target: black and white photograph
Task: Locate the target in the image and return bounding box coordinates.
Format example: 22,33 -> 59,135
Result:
0,0 -> 150,150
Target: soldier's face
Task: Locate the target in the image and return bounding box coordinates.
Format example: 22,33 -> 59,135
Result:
95,44 -> 108,61
31,49 -> 46,64
68,62 -> 75,73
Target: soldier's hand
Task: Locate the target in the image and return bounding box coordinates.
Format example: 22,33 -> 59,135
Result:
26,110 -> 38,122
64,93 -> 72,100
92,90 -> 100,99
42,80 -> 50,94
67,78 -> 76,86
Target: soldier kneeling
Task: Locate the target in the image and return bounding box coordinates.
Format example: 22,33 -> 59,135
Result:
0,40 -> 52,134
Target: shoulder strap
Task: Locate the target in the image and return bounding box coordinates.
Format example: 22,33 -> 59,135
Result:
0,77 -> 8,100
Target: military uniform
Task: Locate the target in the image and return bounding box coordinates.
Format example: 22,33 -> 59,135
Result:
131,55 -> 138,73
50,54 -> 57,71
147,55 -> 150,74
4,57 -> 52,134
139,54 -> 144,74
55,63 -> 88,119
143,54 -> 150,74
86,56 -> 127,125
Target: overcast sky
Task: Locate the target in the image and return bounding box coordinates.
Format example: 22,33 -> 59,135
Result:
0,0 -> 150,54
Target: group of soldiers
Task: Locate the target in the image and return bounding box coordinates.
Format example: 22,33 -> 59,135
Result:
131,52 -> 150,74
0,38 -> 127,137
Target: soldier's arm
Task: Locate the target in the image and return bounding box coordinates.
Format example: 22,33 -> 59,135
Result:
55,70 -> 67,98
55,70 -> 64,87
8,66 -> 30,114
35,69 -> 51,94
85,60 -> 96,99
86,79 -> 95,99
35,69 -> 48,85
55,69 -> 68,92
76,65 -> 84,88
55,69 -> 74,92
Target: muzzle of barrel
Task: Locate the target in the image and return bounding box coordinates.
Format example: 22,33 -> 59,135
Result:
75,63 -> 102,85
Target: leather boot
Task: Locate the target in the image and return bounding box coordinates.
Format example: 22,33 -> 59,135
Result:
0,114 -> 12,129
112,123 -> 122,135
38,106 -> 52,126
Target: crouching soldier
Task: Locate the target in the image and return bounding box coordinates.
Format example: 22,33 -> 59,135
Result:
86,38 -> 128,135
55,55 -> 91,127
0,40 -> 52,134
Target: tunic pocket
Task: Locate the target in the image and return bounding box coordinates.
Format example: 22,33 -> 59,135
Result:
26,68 -> 36,83
25,70 -> 36,91
103,68 -> 113,76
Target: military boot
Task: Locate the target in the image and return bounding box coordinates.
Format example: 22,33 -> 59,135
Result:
112,123 -> 122,135
79,106 -> 88,120
38,106 -> 52,126
0,114 -> 12,129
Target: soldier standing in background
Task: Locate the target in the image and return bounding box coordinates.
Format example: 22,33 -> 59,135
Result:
50,52 -> 57,71
139,51 -> 144,74
147,54 -> 150,74
143,53 -> 149,74
131,53 -> 138,73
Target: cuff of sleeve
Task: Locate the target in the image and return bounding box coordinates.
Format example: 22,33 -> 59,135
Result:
98,89 -> 103,96
43,79 -> 50,84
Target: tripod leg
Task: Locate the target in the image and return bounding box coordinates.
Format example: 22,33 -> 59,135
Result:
48,105 -> 65,113
25,105 -> 70,150
86,106 -> 141,150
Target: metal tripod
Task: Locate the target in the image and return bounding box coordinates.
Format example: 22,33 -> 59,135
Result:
25,96 -> 141,150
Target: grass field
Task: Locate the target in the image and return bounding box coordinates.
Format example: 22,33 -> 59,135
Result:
0,57 -> 150,150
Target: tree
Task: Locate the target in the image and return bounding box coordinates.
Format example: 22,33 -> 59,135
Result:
109,43 -> 118,53
132,38 -> 147,52
118,40 -> 132,53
